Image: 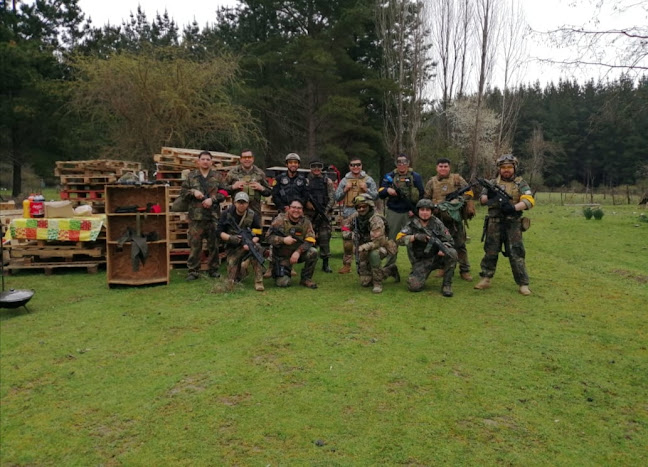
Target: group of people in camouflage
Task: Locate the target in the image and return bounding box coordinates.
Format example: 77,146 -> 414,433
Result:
180,149 -> 535,296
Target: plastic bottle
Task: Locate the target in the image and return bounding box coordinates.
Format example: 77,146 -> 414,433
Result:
23,196 -> 32,218
30,194 -> 45,218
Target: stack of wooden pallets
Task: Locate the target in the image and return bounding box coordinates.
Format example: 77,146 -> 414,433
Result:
56,159 -> 142,213
154,147 -> 239,203
153,147 -> 239,269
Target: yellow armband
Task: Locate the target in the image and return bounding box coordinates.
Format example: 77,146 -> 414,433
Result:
305,236 -> 317,244
251,228 -> 263,235
395,232 -> 407,241
520,194 -> 535,207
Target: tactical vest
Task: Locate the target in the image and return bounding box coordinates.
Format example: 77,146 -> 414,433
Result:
277,173 -> 307,204
344,175 -> 369,207
355,211 -> 389,244
308,175 -> 329,206
390,170 -> 418,201
276,217 -> 308,256
227,207 -> 255,231
429,174 -> 462,204
493,176 -> 523,204
230,166 -> 265,199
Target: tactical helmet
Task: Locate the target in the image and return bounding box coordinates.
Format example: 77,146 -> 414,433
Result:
309,160 -> 324,168
353,194 -> 375,208
496,154 -> 518,168
285,153 -> 301,163
416,199 -> 435,210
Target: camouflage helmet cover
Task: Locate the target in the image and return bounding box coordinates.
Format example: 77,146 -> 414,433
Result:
496,154 -> 518,168
416,198 -> 435,210
353,194 -> 375,208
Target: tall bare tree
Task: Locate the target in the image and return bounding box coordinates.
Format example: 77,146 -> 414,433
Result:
429,0 -> 472,143
467,0 -> 501,178
377,0 -> 432,164
493,0 -> 525,156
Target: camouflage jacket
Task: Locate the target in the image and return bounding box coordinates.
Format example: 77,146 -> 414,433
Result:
396,216 -> 453,259
266,212 -> 316,257
224,165 -> 272,203
180,169 -> 226,221
348,209 -> 390,251
479,175 -> 534,217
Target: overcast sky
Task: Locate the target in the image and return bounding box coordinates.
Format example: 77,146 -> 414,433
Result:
77,0 -> 644,88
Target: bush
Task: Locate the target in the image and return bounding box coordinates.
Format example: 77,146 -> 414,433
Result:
592,208 -> 604,220
638,213 -> 648,223
583,207 -> 593,219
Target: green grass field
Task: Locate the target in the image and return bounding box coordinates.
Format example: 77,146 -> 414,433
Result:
1,201 -> 647,465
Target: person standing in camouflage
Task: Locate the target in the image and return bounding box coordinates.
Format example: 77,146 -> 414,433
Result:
423,158 -> 475,281
474,154 -> 535,295
396,199 -> 457,297
180,151 -> 227,280
348,194 -> 398,294
271,153 -> 308,212
305,160 -> 335,273
266,199 -> 319,289
216,192 -> 265,291
334,157 -> 378,274
224,149 -> 272,217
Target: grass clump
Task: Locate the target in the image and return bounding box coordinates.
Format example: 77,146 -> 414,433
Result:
592,208 -> 604,220
583,206 -> 593,219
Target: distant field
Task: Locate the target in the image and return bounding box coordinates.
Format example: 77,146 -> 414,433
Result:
1,202 -> 646,464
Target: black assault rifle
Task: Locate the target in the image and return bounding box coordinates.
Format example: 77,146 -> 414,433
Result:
226,215 -> 266,269
306,193 -> 331,226
422,229 -> 457,260
445,183 -> 474,202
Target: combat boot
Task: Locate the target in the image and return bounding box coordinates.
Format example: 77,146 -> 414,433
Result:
442,268 -> 454,297
442,284 -> 453,297
322,257 -> 332,273
300,279 -> 318,289
384,265 -> 400,283
360,275 -> 373,287
474,277 -> 491,290
460,272 -> 473,281
338,264 -> 351,274
371,269 -> 383,294
519,285 -> 531,296
254,282 -> 265,292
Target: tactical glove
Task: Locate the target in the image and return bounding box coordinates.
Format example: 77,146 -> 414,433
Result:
414,233 -> 428,243
500,202 -> 516,215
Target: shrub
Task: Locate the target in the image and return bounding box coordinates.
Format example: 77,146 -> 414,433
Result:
592,208 -> 604,220
583,207 -> 593,219
638,213 -> 648,223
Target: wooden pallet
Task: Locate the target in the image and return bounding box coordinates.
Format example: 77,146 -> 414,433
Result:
60,189 -> 105,201
60,174 -> 118,185
4,260 -> 104,275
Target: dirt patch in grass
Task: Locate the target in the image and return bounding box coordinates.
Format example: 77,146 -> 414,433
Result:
611,269 -> 648,284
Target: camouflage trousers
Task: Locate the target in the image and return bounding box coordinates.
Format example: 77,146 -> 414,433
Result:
479,216 -> 529,285
357,247 -> 395,287
313,218 -> 332,259
384,209 -> 412,268
274,247 -> 318,287
225,245 -> 264,284
407,251 -> 457,292
443,218 -> 470,274
187,219 -> 220,274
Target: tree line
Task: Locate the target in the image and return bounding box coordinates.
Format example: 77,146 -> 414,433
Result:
1,0 -> 646,196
